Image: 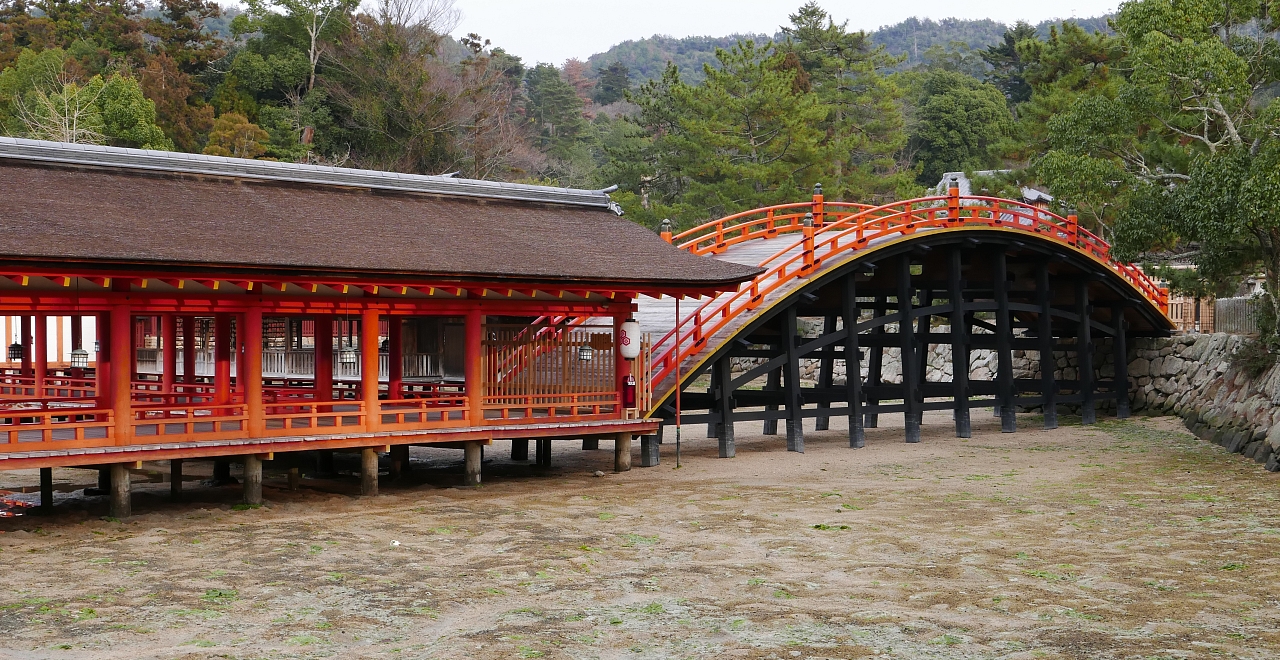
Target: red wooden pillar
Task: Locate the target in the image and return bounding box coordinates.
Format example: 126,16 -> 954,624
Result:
234,314 -> 246,398
214,313 -> 232,406
245,306 -> 264,437
161,314 -> 177,394
464,309 -> 483,425
181,316 -> 196,386
19,315 -> 31,377
360,309 -> 380,432
33,314 -> 47,396
314,316 -> 333,402
95,312 -> 110,406
614,314 -> 632,418
388,317 -> 403,399
110,305 -> 132,445
55,315 -> 63,370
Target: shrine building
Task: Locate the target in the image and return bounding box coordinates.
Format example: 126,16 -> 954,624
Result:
0,137 -> 758,516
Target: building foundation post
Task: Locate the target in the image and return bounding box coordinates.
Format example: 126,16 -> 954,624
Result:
109,463 -> 130,519
243,454 -> 263,505
360,448 -> 379,496
170,459 -> 182,500
640,435 -> 660,467
39,467 -> 53,513
464,442 -> 482,487
614,432 -> 632,472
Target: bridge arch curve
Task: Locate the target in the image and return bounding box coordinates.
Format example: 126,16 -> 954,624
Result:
635,193 -> 1174,454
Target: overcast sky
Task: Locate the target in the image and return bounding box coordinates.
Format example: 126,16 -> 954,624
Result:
447,0 -> 1121,65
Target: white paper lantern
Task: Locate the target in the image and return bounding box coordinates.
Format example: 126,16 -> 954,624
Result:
618,319 -> 641,360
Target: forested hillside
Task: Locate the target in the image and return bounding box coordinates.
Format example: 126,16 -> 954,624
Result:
3,0 -> 1280,349
582,15 -> 1114,80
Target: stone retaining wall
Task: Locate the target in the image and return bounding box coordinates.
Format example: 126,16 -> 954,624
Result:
1130,334 -> 1280,472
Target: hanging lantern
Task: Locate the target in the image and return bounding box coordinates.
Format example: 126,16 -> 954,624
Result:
577,344 -> 594,361
70,348 -> 89,369
7,342 -> 22,361
339,341 -> 359,365
618,318 -> 641,360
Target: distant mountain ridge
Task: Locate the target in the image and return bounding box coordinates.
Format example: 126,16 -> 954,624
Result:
582,15 -> 1112,82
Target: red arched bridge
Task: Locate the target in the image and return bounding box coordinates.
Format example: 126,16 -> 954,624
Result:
628,184 -> 1173,458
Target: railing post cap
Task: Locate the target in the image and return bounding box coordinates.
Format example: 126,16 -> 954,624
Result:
813,182 -> 823,196
803,212 -> 814,228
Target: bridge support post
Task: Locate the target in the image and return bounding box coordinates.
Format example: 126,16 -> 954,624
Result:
706,366 -> 720,439
715,355 -> 735,458
898,256 -> 921,443
782,307 -> 805,452
762,366 -> 780,435
815,315 -> 837,431
1077,279 -> 1096,425
1036,263 -> 1058,429
994,249 -> 1017,433
865,298 -> 885,428
843,274 -> 864,448
948,249 -> 971,438
1112,305 -> 1130,419
511,439 -> 529,461
916,288 -> 933,405
536,438 -> 551,467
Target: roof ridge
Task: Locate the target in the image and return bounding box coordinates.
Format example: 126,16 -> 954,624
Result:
0,137 -> 614,209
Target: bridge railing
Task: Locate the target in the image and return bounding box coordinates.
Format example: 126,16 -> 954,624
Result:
649,190 -> 1170,396
666,192 -> 876,255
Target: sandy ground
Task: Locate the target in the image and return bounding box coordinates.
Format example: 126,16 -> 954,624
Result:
0,410 -> 1278,660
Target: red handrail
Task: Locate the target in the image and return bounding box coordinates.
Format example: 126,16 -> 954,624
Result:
648,193 -> 1169,401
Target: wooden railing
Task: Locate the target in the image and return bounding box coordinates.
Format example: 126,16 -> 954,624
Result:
1,406 -> 114,449
483,391 -> 619,421
670,200 -> 875,255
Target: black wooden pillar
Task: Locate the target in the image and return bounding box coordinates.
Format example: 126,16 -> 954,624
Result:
815,314 -> 837,431
1076,279 -> 1096,424
782,307 -> 805,452
40,467 -> 53,513
763,363 -> 781,435
947,248 -> 971,438
844,273 -> 865,448
1112,304 -> 1130,419
1036,262 -> 1058,429
715,354 -> 735,458
994,249 -> 1017,433
706,366 -> 720,438
898,255 -> 921,443
865,297 -> 885,429
916,288 -> 932,396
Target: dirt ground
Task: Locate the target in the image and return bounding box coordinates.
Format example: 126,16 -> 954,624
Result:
0,410 -> 1278,660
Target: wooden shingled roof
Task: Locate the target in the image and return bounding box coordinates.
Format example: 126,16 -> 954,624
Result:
0,138 -> 760,290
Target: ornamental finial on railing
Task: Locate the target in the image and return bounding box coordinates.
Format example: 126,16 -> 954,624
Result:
659,219 -> 673,244
813,182 -> 822,196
